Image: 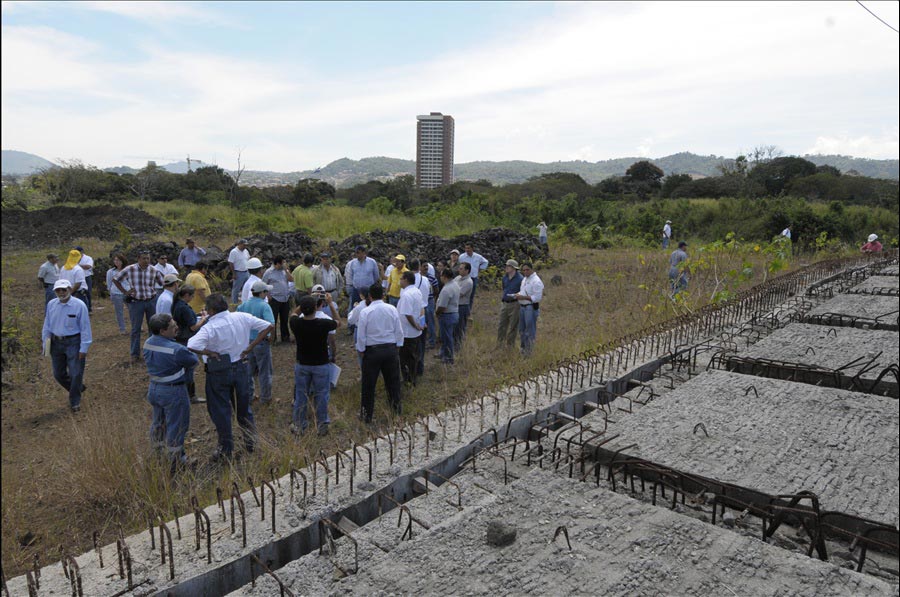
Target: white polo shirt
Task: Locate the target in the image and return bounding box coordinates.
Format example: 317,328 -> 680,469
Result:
188,311 -> 272,363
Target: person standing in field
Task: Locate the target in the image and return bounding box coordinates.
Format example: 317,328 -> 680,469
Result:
38,253 -> 60,305
59,249 -> 87,299
781,225 -> 792,240
538,221 -> 548,246
263,256 -> 292,343
237,281 -> 276,405
662,220 -> 672,249
153,253 -> 178,297
289,295 -> 338,436
171,285 -> 208,404
228,239 -> 251,305
668,241 -> 689,297
434,268 -> 460,364
42,279 -> 92,412
861,233 -> 883,254
453,263 -> 474,348
177,238 -> 207,273
156,273 -> 181,316
185,261 -> 211,315
459,243 -> 488,309
240,258 -> 265,304
106,254 -> 129,334
513,262 -> 544,357
75,246 -> 95,313
497,259 -> 523,348
292,253 -> 315,301
397,270 -> 425,386
114,250 -> 164,364
356,284 -> 404,423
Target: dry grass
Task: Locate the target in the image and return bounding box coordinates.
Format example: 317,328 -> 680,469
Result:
1,239 -> 814,575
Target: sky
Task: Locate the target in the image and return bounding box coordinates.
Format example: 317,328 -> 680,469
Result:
2,1 -> 898,172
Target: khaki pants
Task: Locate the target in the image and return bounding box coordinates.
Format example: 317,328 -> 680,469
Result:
497,301 -> 520,346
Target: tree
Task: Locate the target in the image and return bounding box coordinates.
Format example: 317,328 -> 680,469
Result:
749,156 -> 817,196
291,178 -> 336,207
625,160 -> 665,184
661,173 -> 693,198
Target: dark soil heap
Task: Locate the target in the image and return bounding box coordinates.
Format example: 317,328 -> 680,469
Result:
0,206 -> 164,248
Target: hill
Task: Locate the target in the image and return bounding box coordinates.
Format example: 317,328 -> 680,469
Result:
1,150 -> 56,175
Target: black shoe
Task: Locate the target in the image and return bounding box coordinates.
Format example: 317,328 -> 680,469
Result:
71,405 -> 81,413
210,448 -> 232,463
317,424 -> 330,437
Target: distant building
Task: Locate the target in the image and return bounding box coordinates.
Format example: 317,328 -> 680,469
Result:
416,112 -> 454,189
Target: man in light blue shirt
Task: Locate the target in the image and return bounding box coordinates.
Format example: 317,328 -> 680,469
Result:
459,243 -> 489,310
236,281 -> 276,404
42,279 -> 92,412
177,238 -> 207,272
346,245 -> 381,316
156,274 -> 181,316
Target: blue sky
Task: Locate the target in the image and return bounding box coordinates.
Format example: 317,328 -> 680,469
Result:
2,1 -> 898,172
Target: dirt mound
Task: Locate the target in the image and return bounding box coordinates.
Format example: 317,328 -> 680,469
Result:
327,228 -> 548,268
0,206 -> 164,248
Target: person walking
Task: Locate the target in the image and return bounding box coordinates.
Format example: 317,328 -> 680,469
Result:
106,254 -> 129,334
177,238 -> 206,273
156,273 -> 181,316
41,279 -> 91,412
453,263 -> 474,347
434,268 -> 460,364
662,220 -> 672,249
356,284 -> 404,423
459,243 -> 488,309
171,285 -> 208,404
228,239 -> 251,305
113,250 -> 164,364
668,241 -> 689,297
263,256 -> 292,342
38,253 -> 60,305
185,261 -> 211,314
497,259 -> 523,347
398,271 -> 425,385
75,246 -> 95,313
188,294 -> 274,462
513,262 -> 544,357
143,313 -> 198,473
236,281 -> 276,405
59,249 -> 87,299
289,296 -> 338,436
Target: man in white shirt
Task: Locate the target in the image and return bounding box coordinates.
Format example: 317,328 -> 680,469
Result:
240,258 -> 265,304
781,226 -> 792,240
355,284 -> 403,423
155,274 -> 181,316
458,243 -> 489,309
38,253 -> 60,305
512,262 -> 544,357
397,271 -> 425,386
228,239 -> 251,305
153,254 -> 178,296
75,246 -> 95,312
187,293 -> 274,461
662,220 -> 672,249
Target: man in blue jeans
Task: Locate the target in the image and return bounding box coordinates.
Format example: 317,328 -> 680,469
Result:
113,250 -> 164,364
143,313 -> 198,473
188,294 -> 274,462
236,281 -> 276,404
434,268 -> 460,364
513,262 -> 544,357
42,279 -> 92,412
289,296 -> 339,435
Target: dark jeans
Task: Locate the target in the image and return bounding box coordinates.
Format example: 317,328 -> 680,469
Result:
43,283 -> 54,306
399,335 -> 422,384
360,344 -> 402,422
147,381 -> 190,463
454,303 -> 470,347
50,334 -> 84,408
127,298 -> 156,358
424,296 -> 436,347
438,312 -> 458,363
270,297 -> 291,341
205,360 -> 255,456
469,277 -> 478,310
83,275 -> 93,312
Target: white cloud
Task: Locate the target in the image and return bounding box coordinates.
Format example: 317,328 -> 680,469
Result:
2,1 -> 898,171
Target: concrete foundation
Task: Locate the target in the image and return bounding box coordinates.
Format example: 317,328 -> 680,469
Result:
588,370 -> 900,525
847,276 -> 900,295
804,295 -> 900,330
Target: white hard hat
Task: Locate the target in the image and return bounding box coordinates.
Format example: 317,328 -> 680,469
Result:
246,257 -> 263,269
868,233 -> 878,242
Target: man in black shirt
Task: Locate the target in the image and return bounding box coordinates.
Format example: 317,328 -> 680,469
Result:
289,296 -> 338,436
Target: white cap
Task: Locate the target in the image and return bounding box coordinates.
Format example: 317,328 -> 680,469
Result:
311,284 -> 326,294
163,273 -> 182,285
868,233 -> 878,242
665,220 -> 672,224
53,279 -> 72,290
251,280 -> 273,294
246,257 -> 263,269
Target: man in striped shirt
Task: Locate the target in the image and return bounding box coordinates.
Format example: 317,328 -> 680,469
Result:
113,250 -> 164,364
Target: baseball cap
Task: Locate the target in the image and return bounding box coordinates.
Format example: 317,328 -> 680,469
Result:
237,238 -> 248,245
251,281 -> 273,294
53,279 -> 72,290
506,259 -> 520,269
395,254 -> 406,261
868,233 -> 878,242
320,252 -> 332,258
450,249 -> 460,255
246,257 -> 263,269
665,220 -> 672,224
163,273 -> 182,285
311,284 -> 326,294
354,245 -> 366,252
678,241 -> 688,248
74,246 -> 84,252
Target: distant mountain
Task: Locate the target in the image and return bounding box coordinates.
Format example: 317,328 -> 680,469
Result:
1,150 -> 56,175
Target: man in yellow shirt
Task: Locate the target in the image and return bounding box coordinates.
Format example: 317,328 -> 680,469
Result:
184,262 -> 211,313
387,254 -> 408,306
292,253 -> 315,301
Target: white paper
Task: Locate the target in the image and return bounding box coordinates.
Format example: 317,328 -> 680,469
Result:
330,363 -> 341,388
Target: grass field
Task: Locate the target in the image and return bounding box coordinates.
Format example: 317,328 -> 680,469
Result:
0,219 -> 834,575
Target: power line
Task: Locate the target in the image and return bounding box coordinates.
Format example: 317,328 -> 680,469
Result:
855,0 -> 899,34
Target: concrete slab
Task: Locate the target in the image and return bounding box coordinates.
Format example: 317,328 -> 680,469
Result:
847,276 -> 900,295
804,295 -> 899,330
334,467 -> 898,596
595,371 -> 899,525
725,323 -> 898,395
877,265 -> 899,276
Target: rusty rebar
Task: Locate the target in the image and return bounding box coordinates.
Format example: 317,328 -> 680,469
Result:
158,516 -> 175,580
261,479 -> 277,534
230,484 -> 247,547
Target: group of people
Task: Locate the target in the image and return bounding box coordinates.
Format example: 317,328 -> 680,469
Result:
39,238 -> 546,473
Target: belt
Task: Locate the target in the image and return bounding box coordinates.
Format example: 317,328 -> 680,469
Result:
52,333 -> 80,341
502,298 -> 517,303
151,380 -> 186,386
44,283 -> 53,288
366,343 -> 396,350
520,303 -> 534,308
